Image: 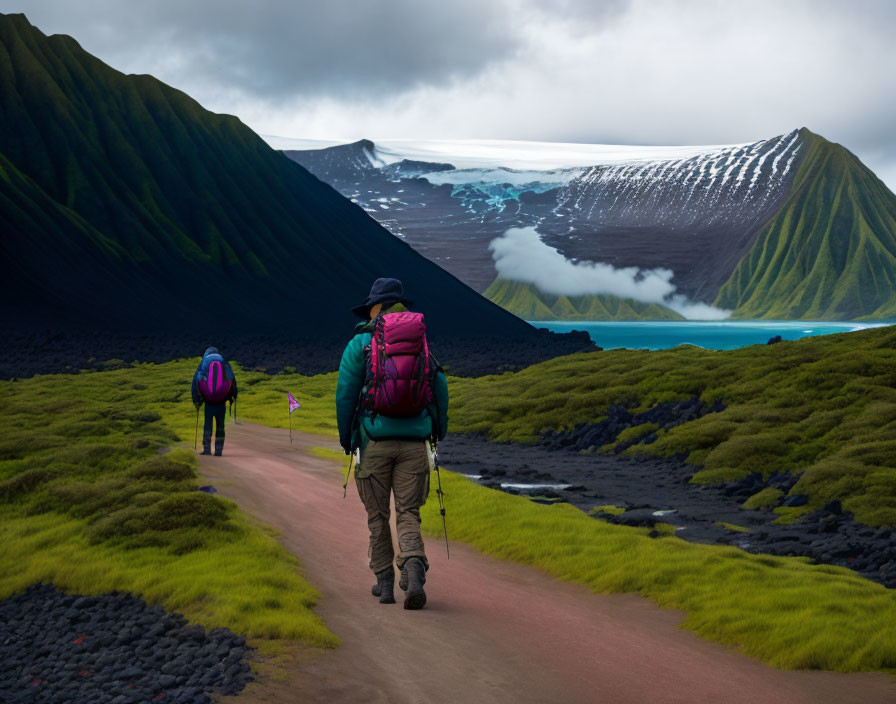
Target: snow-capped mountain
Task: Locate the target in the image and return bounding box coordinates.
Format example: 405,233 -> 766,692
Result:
279,133 -> 802,298
277,130 -> 896,320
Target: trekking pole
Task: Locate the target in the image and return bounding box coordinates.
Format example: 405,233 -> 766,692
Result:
431,442 -> 450,559
342,452 -> 355,498
193,407 -> 200,450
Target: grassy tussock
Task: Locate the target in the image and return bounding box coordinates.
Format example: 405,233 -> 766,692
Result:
743,486 -> 784,511
418,471 -> 896,672
743,488 -> 784,510
589,505 -> 625,516
715,522 -> 750,533
0,509 -> 335,646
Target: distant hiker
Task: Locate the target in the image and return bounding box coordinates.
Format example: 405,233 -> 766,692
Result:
192,347 -> 238,456
336,278 -> 449,610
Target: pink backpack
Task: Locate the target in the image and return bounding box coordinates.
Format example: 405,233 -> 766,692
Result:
362,312 -> 434,417
198,359 -> 232,403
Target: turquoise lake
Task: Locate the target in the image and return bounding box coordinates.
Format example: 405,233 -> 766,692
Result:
530,321 -> 891,351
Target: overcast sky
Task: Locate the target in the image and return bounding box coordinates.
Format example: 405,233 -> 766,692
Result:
8,0 -> 896,188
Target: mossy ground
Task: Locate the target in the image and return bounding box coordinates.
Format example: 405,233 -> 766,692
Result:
743,487 -> 785,510
4,326 -> 896,672
447,325 -> 896,526
0,361 -> 337,651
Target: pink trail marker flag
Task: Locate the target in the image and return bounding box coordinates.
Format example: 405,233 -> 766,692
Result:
287,392 -> 301,444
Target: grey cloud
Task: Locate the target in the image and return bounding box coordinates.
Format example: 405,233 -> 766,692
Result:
10,0 -> 542,99
3,0 -> 896,190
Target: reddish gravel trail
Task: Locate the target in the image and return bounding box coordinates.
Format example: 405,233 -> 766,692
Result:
200,423 -> 896,704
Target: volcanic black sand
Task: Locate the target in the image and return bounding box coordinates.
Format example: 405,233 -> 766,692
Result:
0,328 -> 594,380
438,434 -> 896,589
0,584 -> 252,703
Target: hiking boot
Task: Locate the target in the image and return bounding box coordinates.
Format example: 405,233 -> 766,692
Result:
200,449 -> 211,456
371,568 -> 395,604
214,450 -> 223,457
398,560 -> 426,592
403,558 -> 427,610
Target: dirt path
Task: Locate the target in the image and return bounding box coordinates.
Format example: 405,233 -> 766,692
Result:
199,423 -> 896,704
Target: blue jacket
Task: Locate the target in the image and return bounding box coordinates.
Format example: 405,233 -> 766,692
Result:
191,347 -> 238,406
336,321 -> 449,453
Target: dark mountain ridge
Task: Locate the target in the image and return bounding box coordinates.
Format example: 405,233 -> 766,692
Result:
0,13 -> 593,375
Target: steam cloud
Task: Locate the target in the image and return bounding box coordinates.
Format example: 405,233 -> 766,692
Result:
489,227 -> 731,320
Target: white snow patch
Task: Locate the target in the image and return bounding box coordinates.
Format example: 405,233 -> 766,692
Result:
264,135 -> 751,171
373,138 -> 753,171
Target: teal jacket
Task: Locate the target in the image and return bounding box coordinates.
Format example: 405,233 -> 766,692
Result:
336,320 -> 449,453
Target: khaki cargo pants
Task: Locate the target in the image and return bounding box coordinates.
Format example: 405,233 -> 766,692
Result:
355,438 -> 430,575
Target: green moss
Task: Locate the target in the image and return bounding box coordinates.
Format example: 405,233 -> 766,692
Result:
690,467 -> 753,485
715,522 -> 750,533
590,505 -> 625,516
743,488 -> 785,510
129,455 -> 195,482
702,433 -> 794,476
773,506 -> 811,525
615,423 -> 660,444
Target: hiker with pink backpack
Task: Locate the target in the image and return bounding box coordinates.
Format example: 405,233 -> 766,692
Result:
336,278 -> 449,610
192,347 -> 238,456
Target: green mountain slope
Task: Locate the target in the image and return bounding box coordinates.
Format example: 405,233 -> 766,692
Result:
0,13 -> 538,343
485,279 -> 685,321
715,129 -> 896,320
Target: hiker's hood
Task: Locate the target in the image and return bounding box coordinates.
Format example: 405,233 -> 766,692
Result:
203,347 -> 219,358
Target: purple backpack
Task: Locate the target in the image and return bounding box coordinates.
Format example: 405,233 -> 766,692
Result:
198,359 -> 232,403
362,312 -> 434,417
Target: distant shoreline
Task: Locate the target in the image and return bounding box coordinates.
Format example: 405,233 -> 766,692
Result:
530,319 -> 894,351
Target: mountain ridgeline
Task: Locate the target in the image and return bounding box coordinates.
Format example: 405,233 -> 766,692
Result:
715,132 -> 896,319
485,280 -> 684,321
284,131 -> 896,321
0,13 -> 594,376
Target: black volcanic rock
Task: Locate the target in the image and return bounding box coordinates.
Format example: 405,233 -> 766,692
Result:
542,397 -> 724,453
0,326 -> 596,380
0,584 -> 252,702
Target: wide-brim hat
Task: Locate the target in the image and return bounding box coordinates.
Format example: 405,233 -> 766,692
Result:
351,277 -> 414,319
